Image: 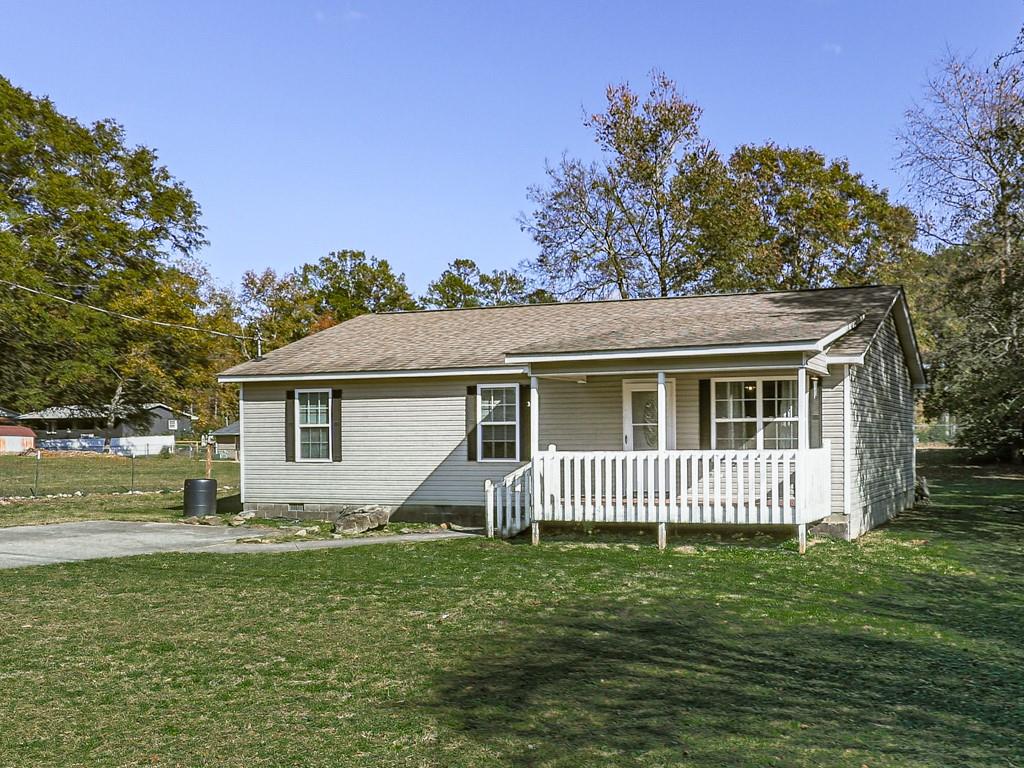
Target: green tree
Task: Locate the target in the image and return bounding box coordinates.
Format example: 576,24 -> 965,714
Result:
721,144 -> 919,290
0,75 -> 213,420
300,250 -> 418,323
237,268 -> 320,353
422,259 -> 552,308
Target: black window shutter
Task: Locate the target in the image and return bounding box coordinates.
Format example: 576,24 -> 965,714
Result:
285,390 -> 296,462
519,383 -> 531,461
698,379 -> 711,450
466,385 -> 478,461
331,389 -> 343,461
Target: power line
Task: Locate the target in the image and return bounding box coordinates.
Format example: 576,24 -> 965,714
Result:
0,278 -> 262,355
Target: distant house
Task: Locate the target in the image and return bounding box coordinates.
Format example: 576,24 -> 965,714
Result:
18,403 -> 192,441
211,421 -> 240,460
0,424 -> 34,454
0,406 -> 20,420
219,285 -> 926,546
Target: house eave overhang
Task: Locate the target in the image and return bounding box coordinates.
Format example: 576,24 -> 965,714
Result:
503,318 -> 862,366
217,365 -> 530,385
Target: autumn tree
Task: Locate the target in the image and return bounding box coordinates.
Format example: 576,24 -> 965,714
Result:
521,72 -> 731,299
899,51 -> 1024,278
900,45 -> 1024,459
522,72 -> 917,299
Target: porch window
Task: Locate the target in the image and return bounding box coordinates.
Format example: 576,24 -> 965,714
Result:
714,381 -> 758,449
713,378 -> 799,450
296,389 -> 331,461
762,380 -> 799,449
478,384 -> 519,461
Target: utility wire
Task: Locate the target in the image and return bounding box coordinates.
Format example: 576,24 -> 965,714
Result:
0,277 -> 262,355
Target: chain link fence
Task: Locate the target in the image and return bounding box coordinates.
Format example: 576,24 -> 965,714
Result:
915,420 -> 958,446
0,446 -> 240,498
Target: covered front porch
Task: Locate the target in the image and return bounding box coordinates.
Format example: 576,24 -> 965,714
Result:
484,363 -> 836,551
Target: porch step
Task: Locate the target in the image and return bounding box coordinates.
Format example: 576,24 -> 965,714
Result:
810,514 -> 850,541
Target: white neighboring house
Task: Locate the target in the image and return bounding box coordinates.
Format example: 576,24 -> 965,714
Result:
218,286 -> 926,546
0,424 -> 35,455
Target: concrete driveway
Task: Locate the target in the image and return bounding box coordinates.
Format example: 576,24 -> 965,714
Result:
0,520 -> 474,569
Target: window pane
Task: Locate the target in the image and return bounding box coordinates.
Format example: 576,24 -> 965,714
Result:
716,421 -> 756,450
481,387 -> 516,423
715,380 -> 756,418
632,424 -> 659,450
300,426 -> 330,459
482,423 -> 517,459
763,380 -> 798,419
764,420 -> 798,449
631,391 -> 658,425
299,391 -> 330,425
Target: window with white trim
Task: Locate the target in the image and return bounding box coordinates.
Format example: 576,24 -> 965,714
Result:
478,384 -> 519,460
714,380 -> 758,449
297,390 -> 331,461
713,378 -> 799,450
167,419 -> 178,431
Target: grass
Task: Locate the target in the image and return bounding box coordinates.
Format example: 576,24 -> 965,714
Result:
0,449 -> 1021,767
0,452 -> 239,498
0,489 -> 243,528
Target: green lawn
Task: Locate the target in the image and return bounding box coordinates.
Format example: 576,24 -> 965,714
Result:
0,450 -> 1021,767
0,487 -> 242,528
0,453 -> 239,498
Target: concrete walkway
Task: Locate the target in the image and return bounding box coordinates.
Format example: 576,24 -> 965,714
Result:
0,520 -> 474,569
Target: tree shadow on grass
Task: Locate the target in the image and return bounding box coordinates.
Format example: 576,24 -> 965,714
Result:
431,597 -> 1022,767
855,495 -> 1024,656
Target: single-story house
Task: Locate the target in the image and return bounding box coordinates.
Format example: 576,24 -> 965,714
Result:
0,423 -> 35,454
19,403 -> 192,441
211,421 -> 240,460
218,285 -> 925,547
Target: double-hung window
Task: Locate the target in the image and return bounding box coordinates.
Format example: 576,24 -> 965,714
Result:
478,384 -> 519,461
713,378 -> 799,450
713,381 -> 758,450
762,380 -> 799,449
296,389 -> 331,461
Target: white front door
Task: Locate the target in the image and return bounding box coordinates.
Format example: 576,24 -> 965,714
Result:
622,380 -> 675,451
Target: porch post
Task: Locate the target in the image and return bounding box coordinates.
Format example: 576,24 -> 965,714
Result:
656,371 -> 668,452
797,366 -> 809,449
796,366 -> 809,526
529,376 -> 539,459
530,376 -> 540,521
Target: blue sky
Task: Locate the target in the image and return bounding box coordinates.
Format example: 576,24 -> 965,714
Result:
1,1 -> 1020,293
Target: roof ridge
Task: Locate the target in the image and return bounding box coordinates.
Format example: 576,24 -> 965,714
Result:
377,284 -> 901,317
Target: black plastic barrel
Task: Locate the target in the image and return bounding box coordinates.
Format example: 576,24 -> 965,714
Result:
184,478 -> 217,517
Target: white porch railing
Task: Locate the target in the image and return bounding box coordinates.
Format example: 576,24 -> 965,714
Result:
485,462 -> 533,538
486,445 -> 831,538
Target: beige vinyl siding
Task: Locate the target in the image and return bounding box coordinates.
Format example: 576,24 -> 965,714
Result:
241,367 -> 817,512
849,315 -> 916,536
241,377 -> 523,508
820,368 -> 846,517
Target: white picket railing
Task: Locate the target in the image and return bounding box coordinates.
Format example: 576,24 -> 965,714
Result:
486,444 -> 831,537
485,462 -> 533,538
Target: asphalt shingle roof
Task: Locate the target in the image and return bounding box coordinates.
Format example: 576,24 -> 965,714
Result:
220,285 -> 904,378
